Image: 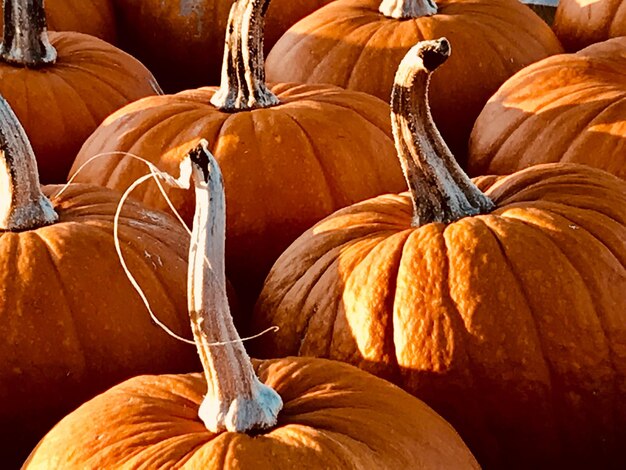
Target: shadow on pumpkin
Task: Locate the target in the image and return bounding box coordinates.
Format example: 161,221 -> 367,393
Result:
468,93 -> 626,180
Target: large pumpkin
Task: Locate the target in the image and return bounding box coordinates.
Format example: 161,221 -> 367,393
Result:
69,0 -> 405,317
0,95 -> 197,466
468,37 -> 626,180
254,39 -> 626,468
0,0 -> 116,44
265,0 -> 563,162
554,0 -> 626,51
0,0 -> 161,184
114,0 -> 335,91
24,142 -> 478,470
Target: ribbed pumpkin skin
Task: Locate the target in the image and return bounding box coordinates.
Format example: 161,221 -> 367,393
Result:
554,0 -> 626,51
70,83 -> 405,314
0,32 -> 161,184
0,0 -> 116,43
468,38 -> 626,180
1,184 -> 197,466
254,164 -> 626,468
24,358 -> 479,469
115,0 -> 335,92
265,0 -> 563,162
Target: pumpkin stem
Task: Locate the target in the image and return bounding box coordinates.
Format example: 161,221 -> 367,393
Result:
0,95 -> 58,231
391,38 -> 494,227
0,0 -> 57,67
379,0 -> 437,18
210,0 -> 279,111
187,141 -> 282,433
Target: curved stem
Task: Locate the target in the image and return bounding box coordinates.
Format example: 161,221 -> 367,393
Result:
187,141 -> 282,433
379,0 -> 437,19
210,0 -> 279,112
390,38 -> 494,227
0,95 -> 57,231
0,0 -> 57,67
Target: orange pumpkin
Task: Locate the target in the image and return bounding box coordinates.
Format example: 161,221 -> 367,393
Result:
115,0 -> 335,91
554,0 -> 626,51
0,95 -> 197,465
254,38 -> 626,468
24,142 -> 478,470
0,0 -> 116,43
0,0 -> 161,184
265,0 -> 563,162
468,37 -> 626,180
69,0 -> 405,317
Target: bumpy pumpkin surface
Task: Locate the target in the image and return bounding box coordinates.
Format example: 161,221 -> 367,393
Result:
0,96 -> 196,465
0,0 -> 116,43
115,0 -> 334,91
255,39 -> 626,468
25,144 -> 478,470
554,0 -> 626,51
468,37 -> 626,180
265,0 -> 563,162
0,0 -> 160,184
70,0 -> 405,315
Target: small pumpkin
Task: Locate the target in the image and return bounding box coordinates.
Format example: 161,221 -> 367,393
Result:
265,0 -> 563,162
468,37 -> 626,180
254,38 -> 626,468
554,0 -> 626,51
114,0 -> 335,92
0,0 -> 116,44
24,142 -> 478,470
69,0 -> 405,316
0,95 -> 198,465
0,0 -> 161,184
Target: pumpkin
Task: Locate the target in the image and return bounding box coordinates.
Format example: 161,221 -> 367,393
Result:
0,95 -> 198,466
0,0 -> 116,44
24,142 -> 478,470
254,38 -> 626,468
264,0 -> 563,163
114,0 -> 335,92
69,0 -> 405,318
553,0 -> 626,51
468,37 -> 626,180
0,0 -> 161,184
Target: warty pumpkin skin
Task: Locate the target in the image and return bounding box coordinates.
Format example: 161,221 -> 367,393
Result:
0,0 -> 116,43
114,0 -> 334,92
0,0 -> 161,184
254,39 -> 626,468
70,0 -> 405,318
0,96 -> 197,466
265,0 -> 563,163
554,0 -> 626,51
24,142 -> 478,470
468,37 -> 626,180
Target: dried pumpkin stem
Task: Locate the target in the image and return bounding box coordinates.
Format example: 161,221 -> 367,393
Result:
379,0 -> 437,18
391,38 -> 494,227
187,141 -> 282,433
0,95 -> 57,231
210,0 -> 279,111
0,0 -> 57,67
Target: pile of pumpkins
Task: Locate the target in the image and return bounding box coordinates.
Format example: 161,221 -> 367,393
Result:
1,0 -> 624,468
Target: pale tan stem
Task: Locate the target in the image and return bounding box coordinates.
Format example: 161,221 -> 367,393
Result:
0,0 -> 57,67
187,141 -> 282,433
211,0 -> 279,112
390,38 -> 494,227
379,0 -> 437,18
0,95 -> 57,231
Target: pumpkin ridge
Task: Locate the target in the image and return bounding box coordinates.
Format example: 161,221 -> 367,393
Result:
30,229 -> 88,372
278,111 -> 340,207
479,216 -> 565,448
495,211 -> 622,448
50,69 -> 102,129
